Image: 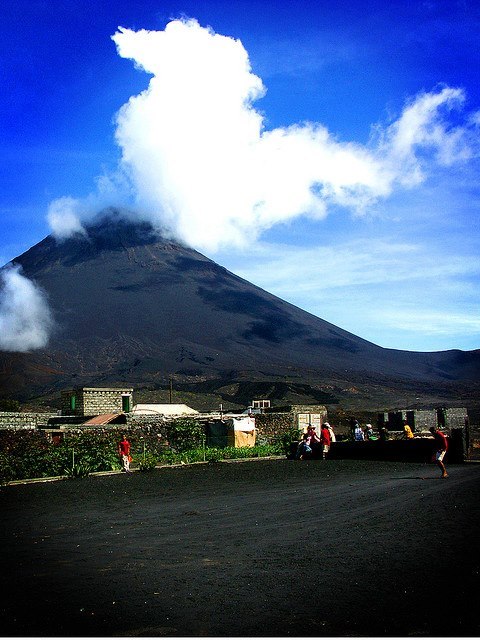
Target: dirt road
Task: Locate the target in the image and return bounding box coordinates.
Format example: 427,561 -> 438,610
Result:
1,458 -> 479,637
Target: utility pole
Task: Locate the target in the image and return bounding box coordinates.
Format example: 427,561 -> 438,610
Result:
169,376 -> 173,404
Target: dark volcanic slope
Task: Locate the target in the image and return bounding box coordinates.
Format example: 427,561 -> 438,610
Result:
1,214 -> 479,401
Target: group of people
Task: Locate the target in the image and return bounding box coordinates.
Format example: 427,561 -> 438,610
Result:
295,422 -> 335,460
120,421 -> 449,478
295,420 -> 449,477
352,421 -> 377,441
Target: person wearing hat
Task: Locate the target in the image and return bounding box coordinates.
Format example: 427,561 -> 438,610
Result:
324,422 -> 336,443
364,424 -> 374,440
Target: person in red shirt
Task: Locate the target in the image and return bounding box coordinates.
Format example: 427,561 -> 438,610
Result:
320,423 -> 331,460
118,435 -> 132,473
429,426 -> 448,478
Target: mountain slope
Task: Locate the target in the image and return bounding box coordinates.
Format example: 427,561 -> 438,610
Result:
1,213 -> 479,408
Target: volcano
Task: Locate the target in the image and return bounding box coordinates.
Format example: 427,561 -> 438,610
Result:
1,213 -> 479,410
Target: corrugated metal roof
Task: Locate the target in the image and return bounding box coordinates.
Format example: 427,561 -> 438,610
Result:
83,413 -> 124,425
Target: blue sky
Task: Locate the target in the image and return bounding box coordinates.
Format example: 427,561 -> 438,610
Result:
1,0 -> 480,353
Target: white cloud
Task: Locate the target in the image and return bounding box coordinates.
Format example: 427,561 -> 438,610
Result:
377,308 -> 480,337
0,265 -> 53,352
47,196 -> 86,240
43,18 -> 479,252
105,18 -> 478,251
377,87 -> 472,187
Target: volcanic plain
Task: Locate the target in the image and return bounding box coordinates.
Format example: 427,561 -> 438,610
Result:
1,457 -> 479,637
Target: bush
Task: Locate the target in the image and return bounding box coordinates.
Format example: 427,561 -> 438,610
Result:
0,398 -> 21,411
158,448 -> 178,465
165,418 -> 205,452
206,448 -> 222,463
277,427 -> 302,456
0,452 -> 17,484
66,461 -> 92,478
138,451 -> 158,472
0,426 -> 282,482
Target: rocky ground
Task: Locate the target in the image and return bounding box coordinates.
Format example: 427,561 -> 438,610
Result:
1,458 -> 479,637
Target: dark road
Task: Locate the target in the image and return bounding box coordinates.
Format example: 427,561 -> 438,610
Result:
1,458 -> 479,636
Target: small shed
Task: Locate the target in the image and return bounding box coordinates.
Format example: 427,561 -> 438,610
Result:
207,416 -> 256,448
61,387 -> 133,417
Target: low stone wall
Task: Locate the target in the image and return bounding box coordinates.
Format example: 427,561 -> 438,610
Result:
467,426 -> 480,460
0,412 -> 56,430
126,415 -> 167,430
254,413 -> 297,444
322,434 -> 465,463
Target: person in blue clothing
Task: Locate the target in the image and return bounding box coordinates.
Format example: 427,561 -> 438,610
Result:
295,433 -> 313,460
354,423 -> 365,441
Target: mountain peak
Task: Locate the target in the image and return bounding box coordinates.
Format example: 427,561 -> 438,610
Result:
2,214 -> 480,408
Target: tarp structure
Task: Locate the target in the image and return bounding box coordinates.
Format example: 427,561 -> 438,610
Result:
206,417 -> 256,448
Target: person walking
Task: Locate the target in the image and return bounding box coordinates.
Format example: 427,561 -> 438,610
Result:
320,423 -> 331,459
429,426 -> 448,478
118,434 -> 132,473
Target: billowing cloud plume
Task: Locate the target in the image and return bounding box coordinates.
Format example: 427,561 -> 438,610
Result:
47,196 -> 86,239
47,18 -> 477,252
109,19 -> 475,251
0,265 -> 53,352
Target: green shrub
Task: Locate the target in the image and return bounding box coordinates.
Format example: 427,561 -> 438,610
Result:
66,461 -> 92,478
0,398 -> 21,411
158,448 -> 177,465
0,425 -> 282,482
277,427 -> 302,455
165,418 -> 205,452
138,451 -> 158,472
0,452 -> 16,483
206,448 -> 222,463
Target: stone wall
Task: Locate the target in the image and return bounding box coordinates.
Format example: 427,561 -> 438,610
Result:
0,412 -> 56,430
378,407 -> 468,433
255,404 -> 328,444
467,426 -> 480,460
254,413 -> 296,444
126,415 -> 167,430
442,407 -> 469,430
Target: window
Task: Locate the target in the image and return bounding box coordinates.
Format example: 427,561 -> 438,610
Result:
70,395 -> 76,412
252,399 -> 271,410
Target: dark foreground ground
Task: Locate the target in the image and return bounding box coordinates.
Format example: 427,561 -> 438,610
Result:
1,458 -> 479,637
